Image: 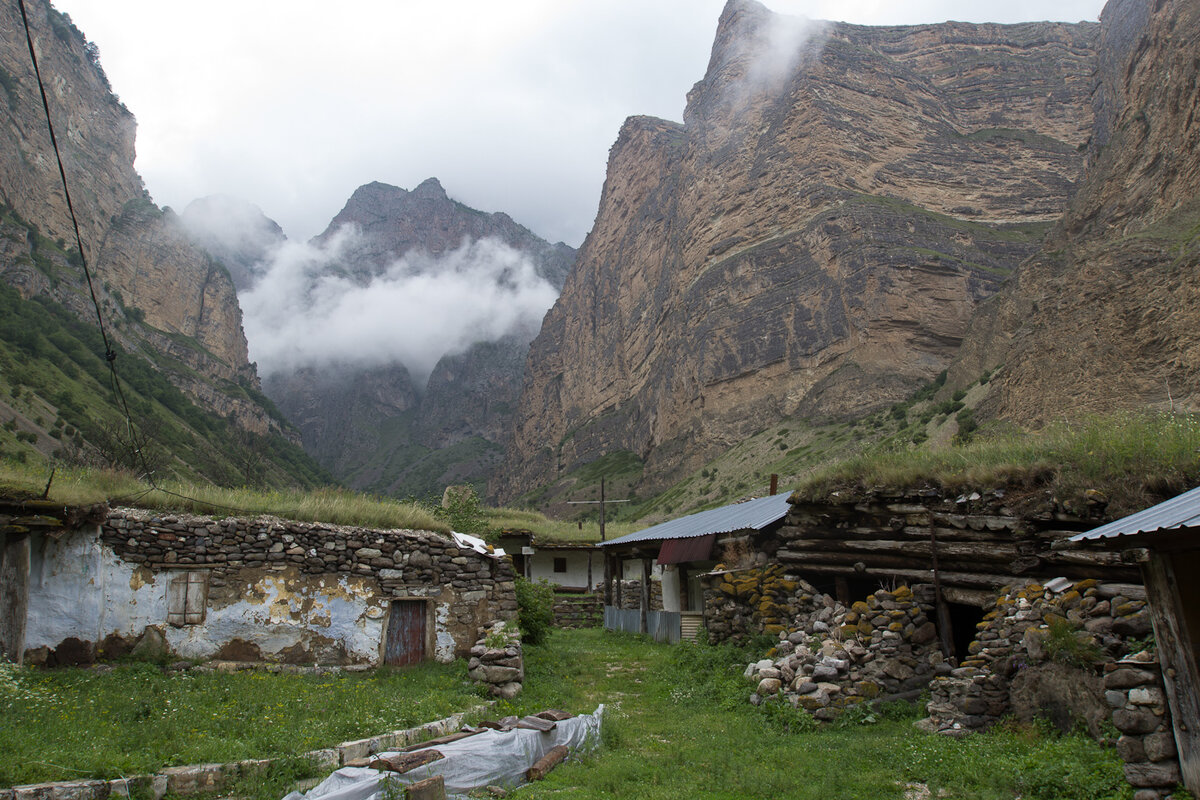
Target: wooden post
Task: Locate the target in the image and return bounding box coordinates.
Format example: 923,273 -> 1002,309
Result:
603,554 -> 612,606
586,551 -> 593,591
614,558 -> 623,608
769,474 -> 779,495
599,477 -> 606,543
0,533 -> 30,664
1143,550 -> 1200,795
640,558 -> 651,635
929,523 -> 955,661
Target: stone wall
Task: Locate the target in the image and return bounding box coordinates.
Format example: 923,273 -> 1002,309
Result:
614,579 -> 662,612
923,578 -> 1151,734
704,564 -> 819,643
1107,655 -> 1183,799
745,584 -> 944,719
22,509 -> 516,666
553,592 -> 602,628
468,620 -> 523,699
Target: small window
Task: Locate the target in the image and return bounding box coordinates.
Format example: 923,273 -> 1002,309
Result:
167,571 -> 209,627
553,557 -> 567,573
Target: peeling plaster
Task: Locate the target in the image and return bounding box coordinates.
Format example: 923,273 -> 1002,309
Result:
434,602 -> 455,662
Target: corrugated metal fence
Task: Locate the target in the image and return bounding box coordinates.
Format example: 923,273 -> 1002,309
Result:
603,606 -> 681,643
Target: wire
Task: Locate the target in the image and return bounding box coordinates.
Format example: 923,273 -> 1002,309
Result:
17,0 -> 251,516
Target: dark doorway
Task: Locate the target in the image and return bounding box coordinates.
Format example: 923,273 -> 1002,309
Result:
946,601 -> 986,662
385,600 -> 426,666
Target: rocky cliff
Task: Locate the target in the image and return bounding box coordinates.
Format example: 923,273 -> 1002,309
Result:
0,0 -> 279,436
497,0 -> 1099,500
263,179 -> 574,499
949,0 -> 1200,422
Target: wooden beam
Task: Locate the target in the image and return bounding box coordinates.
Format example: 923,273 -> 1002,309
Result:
1143,550 -> 1200,795
640,558 -> 650,635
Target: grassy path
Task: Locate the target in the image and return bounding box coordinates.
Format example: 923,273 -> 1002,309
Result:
507,629 -> 1133,800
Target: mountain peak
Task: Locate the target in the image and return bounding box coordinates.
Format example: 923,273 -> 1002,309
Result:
412,177 -> 447,199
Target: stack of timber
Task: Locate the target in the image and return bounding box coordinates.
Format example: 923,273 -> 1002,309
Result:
776,489 -> 1140,593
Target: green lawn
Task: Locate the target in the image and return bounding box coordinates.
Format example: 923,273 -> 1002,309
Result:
2,630 -> 1134,799
506,630 -> 1133,800
0,659 -> 480,788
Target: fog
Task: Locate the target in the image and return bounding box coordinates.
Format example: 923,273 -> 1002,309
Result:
240,229 -> 559,386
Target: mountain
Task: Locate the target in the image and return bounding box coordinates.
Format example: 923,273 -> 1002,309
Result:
948,0 -> 1200,422
180,195 -> 286,292
495,0 -> 1099,501
0,0 -> 324,486
260,179 -> 575,499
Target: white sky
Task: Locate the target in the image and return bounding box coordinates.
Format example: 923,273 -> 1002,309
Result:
52,0 -> 1107,247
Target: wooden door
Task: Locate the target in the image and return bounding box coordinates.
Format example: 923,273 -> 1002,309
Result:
385,600 -> 426,666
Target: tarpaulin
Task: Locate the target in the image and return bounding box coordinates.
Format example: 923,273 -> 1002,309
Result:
282,706 -> 603,800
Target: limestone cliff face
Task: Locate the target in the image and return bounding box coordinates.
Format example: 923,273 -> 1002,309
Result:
949,0 -> 1200,421
264,180 -> 574,498
497,1 -> 1098,500
0,0 -> 276,434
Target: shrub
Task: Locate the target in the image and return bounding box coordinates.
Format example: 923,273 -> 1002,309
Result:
514,576 -> 554,645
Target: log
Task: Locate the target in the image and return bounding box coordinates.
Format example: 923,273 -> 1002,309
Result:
526,745 -> 569,782
396,730 -> 481,753
369,749 -> 444,774
405,774 -> 446,800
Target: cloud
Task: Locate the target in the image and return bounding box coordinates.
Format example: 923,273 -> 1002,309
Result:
240,229 -> 559,386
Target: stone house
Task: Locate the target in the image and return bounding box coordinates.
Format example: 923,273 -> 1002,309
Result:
1,501 -> 516,667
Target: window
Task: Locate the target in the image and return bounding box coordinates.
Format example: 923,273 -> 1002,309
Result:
167,570 -> 209,627
553,557 -> 567,573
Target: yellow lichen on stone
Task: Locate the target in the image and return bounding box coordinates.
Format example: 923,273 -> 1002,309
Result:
852,600 -> 870,615
857,619 -> 873,636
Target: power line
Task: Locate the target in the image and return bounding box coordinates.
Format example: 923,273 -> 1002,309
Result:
17,0 -> 249,515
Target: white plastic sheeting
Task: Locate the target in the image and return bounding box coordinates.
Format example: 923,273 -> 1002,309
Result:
283,706 -> 603,800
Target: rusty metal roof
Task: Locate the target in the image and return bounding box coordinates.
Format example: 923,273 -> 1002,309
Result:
1070,485 -> 1200,542
598,493 -> 792,548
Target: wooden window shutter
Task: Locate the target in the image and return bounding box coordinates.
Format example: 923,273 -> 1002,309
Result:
184,571 -> 209,625
167,573 -> 188,627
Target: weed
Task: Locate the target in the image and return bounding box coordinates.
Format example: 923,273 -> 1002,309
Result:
1044,618 -> 1105,668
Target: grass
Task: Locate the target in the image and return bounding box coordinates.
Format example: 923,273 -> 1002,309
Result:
795,410 -> 1200,516
500,630 -> 1131,800
0,658 -> 483,787
2,630 -> 1136,798
485,506 -> 642,543
0,460 -> 447,532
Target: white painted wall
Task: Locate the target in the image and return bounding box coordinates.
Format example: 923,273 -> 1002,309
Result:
530,549 -> 601,589
23,528 -> 460,664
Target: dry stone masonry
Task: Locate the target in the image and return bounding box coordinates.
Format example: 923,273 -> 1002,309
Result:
468,620 -> 524,699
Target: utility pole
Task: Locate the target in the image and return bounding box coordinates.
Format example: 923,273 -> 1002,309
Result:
568,476 -> 631,607
566,476 -> 630,542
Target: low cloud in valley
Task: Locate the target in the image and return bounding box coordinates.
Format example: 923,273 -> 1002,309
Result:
240,230 -> 558,386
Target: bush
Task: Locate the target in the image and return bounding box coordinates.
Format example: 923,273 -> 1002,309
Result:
514,576 -> 554,645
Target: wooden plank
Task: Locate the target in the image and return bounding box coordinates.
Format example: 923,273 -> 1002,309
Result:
369,749 -> 443,774
1143,551 -> 1200,795
517,715 -> 557,732
639,559 -> 650,635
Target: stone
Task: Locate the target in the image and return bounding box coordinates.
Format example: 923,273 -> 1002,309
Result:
1116,735 -> 1146,763
1128,687 -> 1165,707
1113,708 -> 1161,735
1142,732 -> 1177,762
757,678 -> 782,696
1123,762 -> 1181,788
1105,668 -> 1157,690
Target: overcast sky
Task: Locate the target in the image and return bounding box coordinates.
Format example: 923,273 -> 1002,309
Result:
52,0 -> 1107,248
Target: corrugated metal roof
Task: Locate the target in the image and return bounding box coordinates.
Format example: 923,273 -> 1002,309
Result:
599,493 -> 793,548
1071,485 -> 1200,542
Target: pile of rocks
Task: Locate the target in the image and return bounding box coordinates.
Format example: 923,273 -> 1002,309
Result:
1107,653 -> 1182,799
614,579 -> 662,611
924,578 -> 1152,734
745,585 -> 943,719
468,621 -> 523,699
